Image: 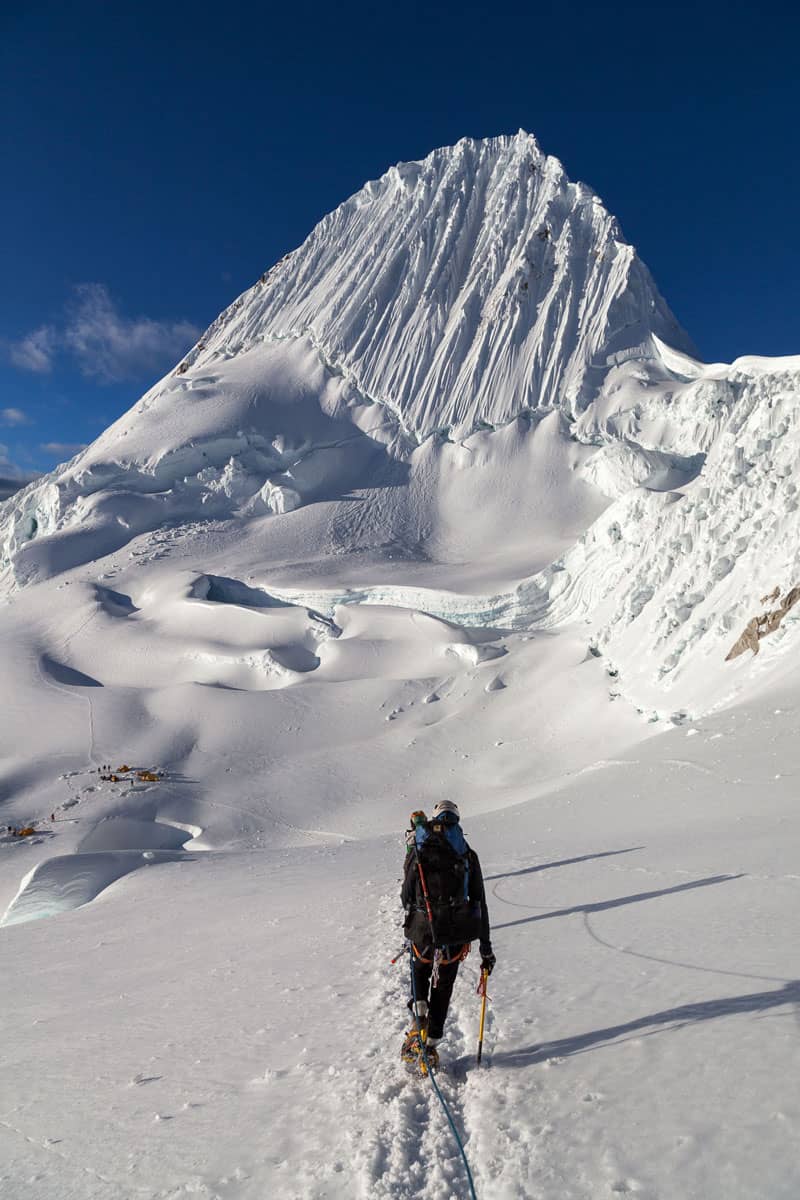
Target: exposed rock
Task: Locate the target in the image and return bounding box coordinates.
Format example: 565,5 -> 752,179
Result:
726,586 -> 800,660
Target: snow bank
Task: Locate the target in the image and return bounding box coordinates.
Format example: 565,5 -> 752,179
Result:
0,850 -> 187,926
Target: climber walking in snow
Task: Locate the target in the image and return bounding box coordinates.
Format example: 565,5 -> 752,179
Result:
401,800 -> 495,1069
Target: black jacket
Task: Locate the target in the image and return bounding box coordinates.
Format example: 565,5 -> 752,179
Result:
402,841 -> 492,955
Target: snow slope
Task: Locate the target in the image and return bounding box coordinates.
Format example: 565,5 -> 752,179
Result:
3,676 -> 799,1200
2,132 -> 800,1199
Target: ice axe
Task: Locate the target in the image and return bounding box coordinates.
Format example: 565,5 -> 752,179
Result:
476,967 -> 489,1064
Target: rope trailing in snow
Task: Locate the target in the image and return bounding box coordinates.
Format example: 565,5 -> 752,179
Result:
408,943 -> 478,1200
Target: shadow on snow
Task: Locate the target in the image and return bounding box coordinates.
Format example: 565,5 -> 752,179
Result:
493,873 -> 744,931
485,846 -> 644,883
491,980 -> 800,1067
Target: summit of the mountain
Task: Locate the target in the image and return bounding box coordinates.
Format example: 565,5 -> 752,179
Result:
177,129 -> 694,439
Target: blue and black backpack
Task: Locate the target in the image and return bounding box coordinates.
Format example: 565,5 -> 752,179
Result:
413,816 -> 483,946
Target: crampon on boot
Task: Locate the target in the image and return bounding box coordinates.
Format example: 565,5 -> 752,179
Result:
401,999 -> 439,1073
400,1029 -> 440,1074
401,1028 -> 422,1062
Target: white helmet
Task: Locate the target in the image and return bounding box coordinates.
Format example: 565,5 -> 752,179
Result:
432,800 -> 460,820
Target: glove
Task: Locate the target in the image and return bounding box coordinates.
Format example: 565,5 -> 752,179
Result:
480,949 -> 496,975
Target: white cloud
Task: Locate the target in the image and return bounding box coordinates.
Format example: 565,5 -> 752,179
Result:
40,441 -> 87,457
0,407 -> 30,426
63,283 -> 201,383
7,285 -> 201,383
8,327 -> 56,374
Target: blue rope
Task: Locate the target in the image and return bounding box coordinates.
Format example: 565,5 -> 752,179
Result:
408,943 -> 478,1200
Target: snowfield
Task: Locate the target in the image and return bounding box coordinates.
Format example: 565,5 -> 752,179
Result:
2,132 -> 799,1199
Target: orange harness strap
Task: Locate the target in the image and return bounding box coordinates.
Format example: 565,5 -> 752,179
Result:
411,942 -> 471,966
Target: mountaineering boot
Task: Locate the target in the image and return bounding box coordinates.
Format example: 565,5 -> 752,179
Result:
401,1000 -> 430,1066
401,1028 -> 423,1063
412,999 -> 429,1029
400,1030 -> 440,1072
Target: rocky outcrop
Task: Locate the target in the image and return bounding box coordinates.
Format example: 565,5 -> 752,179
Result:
726,586 -> 800,660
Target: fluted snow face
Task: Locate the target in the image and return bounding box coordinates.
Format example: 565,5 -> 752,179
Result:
187,132 -> 693,438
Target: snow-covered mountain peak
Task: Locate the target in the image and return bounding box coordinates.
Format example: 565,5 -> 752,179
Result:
1,132 -> 698,593
174,129 -> 691,442
4,132 -> 800,722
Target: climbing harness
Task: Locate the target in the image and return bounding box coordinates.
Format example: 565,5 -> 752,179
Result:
411,942 -> 470,965
408,942 -> 478,1200
411,939 -> 471,986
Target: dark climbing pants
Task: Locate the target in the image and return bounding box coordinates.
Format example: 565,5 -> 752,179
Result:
408,950 -> 461,1039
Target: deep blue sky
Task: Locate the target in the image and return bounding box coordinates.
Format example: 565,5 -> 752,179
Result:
2,0 -> 798,485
